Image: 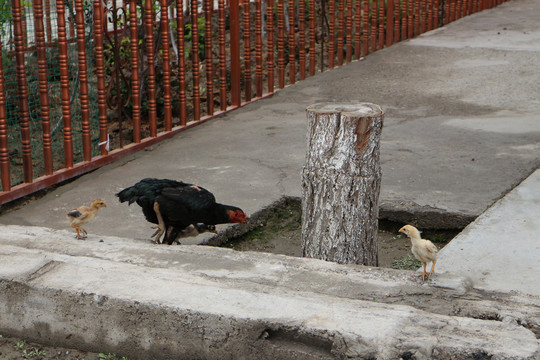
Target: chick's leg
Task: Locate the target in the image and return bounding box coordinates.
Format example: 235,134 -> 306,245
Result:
151,201 -> 166,244
71,224 -> 86,239
421,263 -> 427,281
428,260 -> 437,278
74,227 -> 81,239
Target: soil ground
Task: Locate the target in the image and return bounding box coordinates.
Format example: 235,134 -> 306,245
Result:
0,334 -> 120,360
221,198 -> 458,270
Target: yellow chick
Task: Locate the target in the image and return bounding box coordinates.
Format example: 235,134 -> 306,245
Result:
67,199 -> 106,239
399,224 -> 438,281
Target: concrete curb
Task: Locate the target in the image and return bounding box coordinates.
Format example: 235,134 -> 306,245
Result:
0,226 -> 539,359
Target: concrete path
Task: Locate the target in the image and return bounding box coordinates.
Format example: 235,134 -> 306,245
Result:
1,0 -> 539,238
437,169 -> 540,296
0,0 -> 539,358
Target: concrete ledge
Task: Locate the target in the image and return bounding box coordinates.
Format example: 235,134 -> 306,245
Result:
0,226 -> 538,359
437,169 -> 540,296
379,200 -> 476,229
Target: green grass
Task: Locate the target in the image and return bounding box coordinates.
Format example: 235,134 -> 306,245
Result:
9,340 -> 48,359
242,227 -> 270,244
423,233 -> 447,243
222,198 -> 302,251
221,227 -> 270,249
21,348 -> 46,358
265,201 -> 302,233
99,353 -> 129,360
0,333 -> 129,360
391,254 -> 421,270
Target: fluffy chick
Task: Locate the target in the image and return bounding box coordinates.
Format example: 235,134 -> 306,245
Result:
399,224 -> 438,281
67,199 -> 106,239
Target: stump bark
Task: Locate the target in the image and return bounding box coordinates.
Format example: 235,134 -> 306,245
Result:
301,103 -> 384,265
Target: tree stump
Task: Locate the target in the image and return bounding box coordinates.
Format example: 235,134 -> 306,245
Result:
301,103 -> 384,265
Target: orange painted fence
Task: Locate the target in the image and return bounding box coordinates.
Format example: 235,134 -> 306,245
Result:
0,0 -> 508,204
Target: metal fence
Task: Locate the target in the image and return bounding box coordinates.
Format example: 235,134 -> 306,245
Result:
0,0 -> 508,204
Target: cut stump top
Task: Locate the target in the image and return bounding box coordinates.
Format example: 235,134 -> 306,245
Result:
306,103 -> 384,118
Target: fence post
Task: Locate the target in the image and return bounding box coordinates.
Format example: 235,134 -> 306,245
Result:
288,0 -> 296,84
93,0 -> 108,155
298,0 -> 306,78
309,0 -> 316,72
386,0 -> 394,46
371,0 -> 377,51
0,40 -> 9,191
56,0 -> 73,168
145,0 -> 157,136
434,0 -> 439,28
378,0 -> 385,49
44,0 -> 53,42
266,0 -> 274,93
12,0 -> 33,181
176,0 -> 188,125
190,0 -> 201,120
204,0 -> 214,114
255,0 -> 263,96
363,0 -> 369,55
328,0 -> 335,68
33,0 -> 53,174
277,0 -> 285,88
428,0 -> 433,30
74,0 -> 92,161
337,0 -> 344,66
218,0 -> 227,109
160,0 -> 172,129
129,0 -> 141,143
243,0 -> 252,100
345,0 -> 353,62
230,0 -> 241,106
302,103 -> 384,265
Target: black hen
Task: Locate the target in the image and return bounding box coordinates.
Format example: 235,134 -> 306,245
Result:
116,178 -> 247,244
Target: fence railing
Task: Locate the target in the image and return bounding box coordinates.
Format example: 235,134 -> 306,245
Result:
0,0 -> 508,204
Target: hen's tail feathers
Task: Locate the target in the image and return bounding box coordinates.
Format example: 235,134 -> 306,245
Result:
116,186 -> 139,205
117,178 -> 193,205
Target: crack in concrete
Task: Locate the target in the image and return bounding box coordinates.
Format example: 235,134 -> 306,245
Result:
24,260 -> 60,283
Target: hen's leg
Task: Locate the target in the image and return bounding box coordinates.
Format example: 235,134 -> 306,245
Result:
165,227 -> 182,245
151,201 -> 166,244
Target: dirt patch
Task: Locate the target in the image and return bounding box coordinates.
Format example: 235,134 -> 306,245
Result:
0,334 -> 122,360
221,197 -> 460,269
